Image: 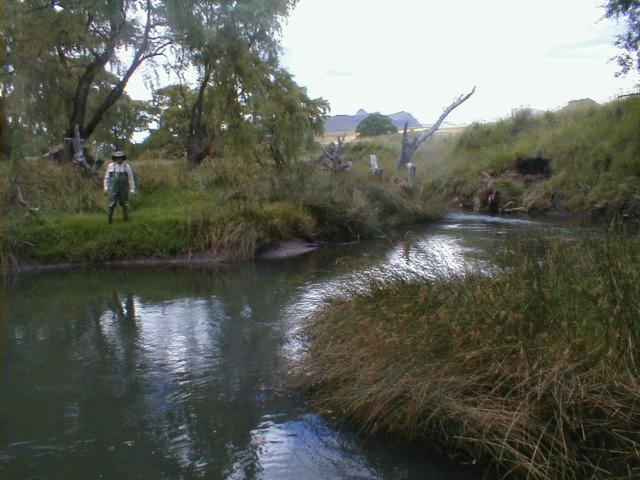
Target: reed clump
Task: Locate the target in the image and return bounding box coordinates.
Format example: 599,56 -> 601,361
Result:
298,238 -> 640,479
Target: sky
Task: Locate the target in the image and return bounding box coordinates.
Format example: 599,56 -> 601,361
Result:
277,0 -> 640,124
126,0 -> 640,126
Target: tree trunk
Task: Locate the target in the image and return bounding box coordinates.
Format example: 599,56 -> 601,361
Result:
0,96 -> 10,161
66,49 -> 112,142
187,66 -> 213,166
396,123 -> 417,168
396,87 -> 475,170
269,140 -> 287,168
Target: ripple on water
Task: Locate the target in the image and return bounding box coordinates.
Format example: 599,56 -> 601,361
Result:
226,414 -> 384,480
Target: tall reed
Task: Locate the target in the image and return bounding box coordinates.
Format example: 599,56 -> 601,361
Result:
298,237 -> 640,479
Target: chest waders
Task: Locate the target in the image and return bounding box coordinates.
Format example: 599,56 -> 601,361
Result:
107,170 -> 130,223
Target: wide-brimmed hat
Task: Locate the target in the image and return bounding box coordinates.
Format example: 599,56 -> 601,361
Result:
111,151 -> 127,160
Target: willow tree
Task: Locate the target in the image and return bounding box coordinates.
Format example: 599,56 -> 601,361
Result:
251,69 -> 328,167
2,0 -> 170,159
164,0 -> 327,166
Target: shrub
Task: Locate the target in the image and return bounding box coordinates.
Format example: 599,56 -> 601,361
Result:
356,113 -> 398,138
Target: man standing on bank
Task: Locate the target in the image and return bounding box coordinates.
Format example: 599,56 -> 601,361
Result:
103,150 -> 136,224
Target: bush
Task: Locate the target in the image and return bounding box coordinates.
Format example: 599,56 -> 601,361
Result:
356,113 -> 398,138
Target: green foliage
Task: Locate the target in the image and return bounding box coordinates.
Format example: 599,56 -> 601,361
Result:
2,0 -> 167,158
158,0 -> 330,165
141,85 -> 193,158
91,91 -> 151,149
3,0 -> 320,166
251,70 -> 329,165
299,237 -> 640,480
356,113 -> 398,138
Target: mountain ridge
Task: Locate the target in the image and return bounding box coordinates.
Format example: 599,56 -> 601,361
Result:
324,109 -> 422,133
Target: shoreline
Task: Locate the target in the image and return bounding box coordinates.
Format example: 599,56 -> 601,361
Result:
2,208 -> 616,275
3,239 -> 320,275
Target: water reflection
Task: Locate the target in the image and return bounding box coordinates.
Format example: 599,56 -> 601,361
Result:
228,414 -> 382,479
3,213 -> 599,479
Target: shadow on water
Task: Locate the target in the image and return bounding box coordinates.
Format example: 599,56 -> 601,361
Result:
1,212 -> 603,479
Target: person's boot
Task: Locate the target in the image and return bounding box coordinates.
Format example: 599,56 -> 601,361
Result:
123,206 -> 129,222
108,207 -> 115,224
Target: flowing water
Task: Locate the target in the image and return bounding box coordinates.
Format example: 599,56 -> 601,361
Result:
1,212 -> 600,480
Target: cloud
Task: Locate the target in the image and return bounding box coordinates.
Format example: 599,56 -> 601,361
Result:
325,70 -> 351,79
547,36 -> 615,60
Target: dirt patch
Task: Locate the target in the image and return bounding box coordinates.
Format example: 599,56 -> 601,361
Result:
471,157 -> 554,214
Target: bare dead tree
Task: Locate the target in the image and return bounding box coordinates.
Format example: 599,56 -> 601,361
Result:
322,135 -> 346,171
396,87 -> 476,169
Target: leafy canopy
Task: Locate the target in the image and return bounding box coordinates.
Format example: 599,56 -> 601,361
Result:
356,113 -> 398,138
2,0 -> 168,159
156,0 -> 327,165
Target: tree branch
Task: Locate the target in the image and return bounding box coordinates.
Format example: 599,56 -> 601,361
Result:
415,87 -> 476,149
83,0 -> 170,139
396,87 -> 476,169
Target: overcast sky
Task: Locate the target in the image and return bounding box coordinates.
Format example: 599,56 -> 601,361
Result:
278,0 -> 640,124
126,0 -> 639,125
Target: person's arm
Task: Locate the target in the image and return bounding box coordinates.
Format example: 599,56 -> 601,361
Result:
126,163 -> 136,193
103,163 -> 112,192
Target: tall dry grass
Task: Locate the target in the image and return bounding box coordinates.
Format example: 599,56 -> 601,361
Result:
297,237 -> 640,479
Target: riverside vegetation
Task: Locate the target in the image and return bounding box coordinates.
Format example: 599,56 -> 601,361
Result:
343,95 -> 640,219
0,158 -> 439,268
298,237 -> 640,480
6,94 -> 637,267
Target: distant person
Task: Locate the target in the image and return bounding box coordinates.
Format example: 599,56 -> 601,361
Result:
103,151 -> 136,224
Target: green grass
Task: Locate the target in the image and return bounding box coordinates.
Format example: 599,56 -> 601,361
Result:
297,237 -> 640,479
1,157 -> 441,266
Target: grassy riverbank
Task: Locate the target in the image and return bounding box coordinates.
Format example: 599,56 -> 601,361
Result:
299,238 -> 640,479
342,96 -> 640,219
1,158 -> 439,267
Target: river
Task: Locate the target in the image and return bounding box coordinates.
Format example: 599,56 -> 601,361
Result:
1,212 -> 600,479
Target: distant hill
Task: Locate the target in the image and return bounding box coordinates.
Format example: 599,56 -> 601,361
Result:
387,112 -> 422,129
324,109 -> 421,133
